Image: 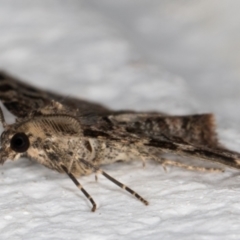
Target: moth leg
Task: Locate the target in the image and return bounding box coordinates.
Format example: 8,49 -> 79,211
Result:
61,165 -> 97,212
133,154 -> 146,167
79,159 -> 149,206
95,172 -> 99,182
67,158 -> 74,173
158,158 -> 224,173
140,156 -> 146,168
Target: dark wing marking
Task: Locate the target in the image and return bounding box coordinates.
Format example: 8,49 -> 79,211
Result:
0,71 -> 111,118
143,135 -> 240,170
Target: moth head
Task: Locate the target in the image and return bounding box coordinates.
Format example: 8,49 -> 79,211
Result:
0,106 -> 82,164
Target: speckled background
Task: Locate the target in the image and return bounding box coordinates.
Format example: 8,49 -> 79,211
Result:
1,1 -> 240,239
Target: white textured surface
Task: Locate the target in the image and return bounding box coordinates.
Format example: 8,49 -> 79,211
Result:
0,1 -> 240,239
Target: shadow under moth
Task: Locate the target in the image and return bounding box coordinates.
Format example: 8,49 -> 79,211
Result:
0,71 -> 239,211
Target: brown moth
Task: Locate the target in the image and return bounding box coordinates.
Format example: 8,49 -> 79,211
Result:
0,71 -> 240,211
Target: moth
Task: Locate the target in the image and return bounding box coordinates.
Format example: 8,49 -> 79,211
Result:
0,71 -> 240,212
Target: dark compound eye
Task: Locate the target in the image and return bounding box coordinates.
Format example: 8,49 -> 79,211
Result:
10,132 -> 30,153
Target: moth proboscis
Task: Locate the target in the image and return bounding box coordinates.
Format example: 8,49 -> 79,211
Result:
0,71 -> 240,212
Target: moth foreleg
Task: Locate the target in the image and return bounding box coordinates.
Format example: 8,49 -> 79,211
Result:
61,165 -> 97,212
79,159 -> 149,206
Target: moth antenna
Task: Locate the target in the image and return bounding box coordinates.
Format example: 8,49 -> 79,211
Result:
0,107 -> 7,128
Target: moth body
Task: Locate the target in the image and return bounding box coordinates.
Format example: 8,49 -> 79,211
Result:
1,71 -> 240,211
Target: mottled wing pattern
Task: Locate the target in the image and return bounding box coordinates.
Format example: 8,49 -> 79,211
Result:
0,71 -> 220,148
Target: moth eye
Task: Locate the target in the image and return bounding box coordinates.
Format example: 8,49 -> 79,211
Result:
10,133 -> 30,153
